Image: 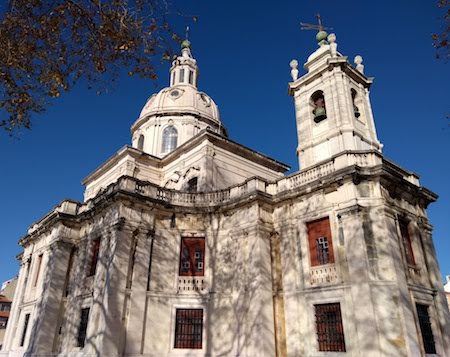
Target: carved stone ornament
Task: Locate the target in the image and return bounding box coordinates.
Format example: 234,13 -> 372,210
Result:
169,88 -> 184,100
198,92 -> 211,107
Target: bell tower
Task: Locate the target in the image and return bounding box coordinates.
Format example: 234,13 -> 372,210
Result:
289,26 -> 382,170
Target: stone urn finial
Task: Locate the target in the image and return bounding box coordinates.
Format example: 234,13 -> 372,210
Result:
354,55 -> 364,74
328,33 -> 337,56
290,59 -> 299,81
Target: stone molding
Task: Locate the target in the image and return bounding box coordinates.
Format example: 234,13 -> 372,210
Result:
20,150 -> 437,248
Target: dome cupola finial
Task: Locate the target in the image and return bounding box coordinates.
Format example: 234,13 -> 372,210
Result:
181,26 -> 192,57
169,25 -> 198,87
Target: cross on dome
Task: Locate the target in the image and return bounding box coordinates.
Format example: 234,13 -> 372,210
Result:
301,14 -> 333,46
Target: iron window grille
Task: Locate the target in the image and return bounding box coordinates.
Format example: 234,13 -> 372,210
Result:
315,237 -> 330,265
314,303 -> 346,352
174,309 -> 203,349
416,304 -> 436,354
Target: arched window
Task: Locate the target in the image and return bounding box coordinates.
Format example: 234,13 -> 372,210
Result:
137,134 -> 145,150
161,126 -> 178,153
311,90 -> 327,123
351,89 -> 361,118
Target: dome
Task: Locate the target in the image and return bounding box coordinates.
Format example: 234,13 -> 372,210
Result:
132,84 -> 221,132
129,42 -> 226,157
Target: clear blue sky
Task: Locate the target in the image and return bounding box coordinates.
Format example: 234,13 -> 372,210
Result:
1,1 -> 449,284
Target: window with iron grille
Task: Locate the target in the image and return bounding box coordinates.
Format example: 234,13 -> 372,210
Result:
179,237 -> 205,276
314,303 -> 346,352
20,313 -> 30,347
77,308 -> 90,348
174,309 -> 203,349
399,219 -> 415,266
307,217 -> 334,266
315,237 -> 330,265
416,304 -> 436,354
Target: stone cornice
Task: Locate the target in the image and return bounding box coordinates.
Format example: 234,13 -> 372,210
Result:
81,145 -> 161,186
161,129 -> 290,173
19,151 -> 438,247
288,57 -> 373,96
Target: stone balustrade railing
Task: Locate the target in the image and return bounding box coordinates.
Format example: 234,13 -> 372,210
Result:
309,264 -> 338,286
177,277 -> 207,293
35,151 -> 405,221
114,150 -> 382,206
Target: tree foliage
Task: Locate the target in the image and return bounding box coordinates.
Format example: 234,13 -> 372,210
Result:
433,0 -> 449,59
0,0 -> 182,133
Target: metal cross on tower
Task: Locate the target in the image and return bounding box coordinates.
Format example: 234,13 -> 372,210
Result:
300,14 -> 333,32
185,26 -> 190,40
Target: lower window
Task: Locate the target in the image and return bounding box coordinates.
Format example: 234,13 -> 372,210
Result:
416,304 -> 436,354
174,309 -> 203,349
314,303 -> 346,352
77,307 -> 90,348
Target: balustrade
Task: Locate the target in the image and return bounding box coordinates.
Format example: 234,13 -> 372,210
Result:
310,264 -> 338,285
93,152 -> 378,208
177,277 -> 206,293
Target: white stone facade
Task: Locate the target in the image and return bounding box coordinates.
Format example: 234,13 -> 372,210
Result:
1,35 -> 450,357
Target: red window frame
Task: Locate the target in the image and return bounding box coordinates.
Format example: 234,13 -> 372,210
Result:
307,217 -> 334,266
87,238 -> 100,277
179,237 -> 205,277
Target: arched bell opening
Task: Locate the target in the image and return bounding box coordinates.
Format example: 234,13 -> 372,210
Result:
311,90 -> 327,123
351,89 -> 361,119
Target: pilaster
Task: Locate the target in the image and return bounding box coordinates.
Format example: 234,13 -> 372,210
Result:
418,222 -> 450,355
25,240 -> 74,355
90,220 -> 132,357
338,206 -> 381,356
124,229 -> 155,354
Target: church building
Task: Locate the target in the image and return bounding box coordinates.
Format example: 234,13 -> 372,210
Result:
1,29 -> 450,357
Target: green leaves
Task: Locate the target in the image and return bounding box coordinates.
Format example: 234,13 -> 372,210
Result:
0,0 -> 179,133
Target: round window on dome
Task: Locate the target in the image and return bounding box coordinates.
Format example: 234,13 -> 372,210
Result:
171,90 -> 179,97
